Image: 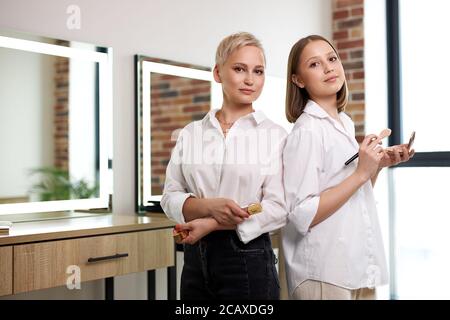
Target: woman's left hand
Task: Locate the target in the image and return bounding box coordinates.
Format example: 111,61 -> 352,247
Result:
379,143 -> 415,168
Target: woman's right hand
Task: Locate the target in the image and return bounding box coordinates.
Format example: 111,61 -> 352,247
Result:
355,134 -> 384,181
205,198 -> 250,225
175,219 -> 216,245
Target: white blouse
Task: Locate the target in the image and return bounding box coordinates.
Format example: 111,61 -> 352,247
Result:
281,100 -> 388,295
161,109 -> 288,244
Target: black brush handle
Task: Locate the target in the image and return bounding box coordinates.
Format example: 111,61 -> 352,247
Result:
345,153 -> 359,166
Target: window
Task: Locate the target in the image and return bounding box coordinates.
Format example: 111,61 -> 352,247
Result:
399,0 -> 450,153
384,0 -> 450,299
393,167 -> 450,299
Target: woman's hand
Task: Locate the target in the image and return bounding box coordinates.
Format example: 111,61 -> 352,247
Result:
379,144 -> 415,168
175,218 -> 218,245
355,134 -> 384,181
205,198 -> 249,225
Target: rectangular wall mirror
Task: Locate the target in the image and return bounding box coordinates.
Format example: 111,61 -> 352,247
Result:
135,55 -> 221,212
0,29 -> 113,215
135,55 -> 290,213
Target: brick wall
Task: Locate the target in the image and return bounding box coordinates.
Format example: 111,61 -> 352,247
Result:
332,0 -> 365,142
150,73 -> 211,195
53,42 -> 69,170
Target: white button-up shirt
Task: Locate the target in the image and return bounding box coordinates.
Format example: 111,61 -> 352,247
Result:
281,100 -> 388,295
161,109 -> 288,244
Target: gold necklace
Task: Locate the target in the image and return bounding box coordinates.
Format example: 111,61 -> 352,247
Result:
217,111 -> 235,126
218,118 -> 234,126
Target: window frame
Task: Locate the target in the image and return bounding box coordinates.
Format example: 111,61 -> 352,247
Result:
386,0 -> 450,300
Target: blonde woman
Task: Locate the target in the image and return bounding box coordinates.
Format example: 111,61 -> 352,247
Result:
161,32 -> 287,299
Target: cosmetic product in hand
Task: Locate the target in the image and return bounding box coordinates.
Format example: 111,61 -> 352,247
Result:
246,203 -> 262,215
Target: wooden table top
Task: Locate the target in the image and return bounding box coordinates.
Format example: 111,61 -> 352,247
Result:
0,213 -> 175,246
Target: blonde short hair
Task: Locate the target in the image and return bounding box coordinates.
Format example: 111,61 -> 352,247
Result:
285,35 -> 348,123
215,32 -> 266,67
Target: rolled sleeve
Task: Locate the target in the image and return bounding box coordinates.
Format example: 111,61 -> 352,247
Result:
161,192 -> 195,224
161,131 -> 195,224
283,127 -> 323,236
290,195 -> 320,235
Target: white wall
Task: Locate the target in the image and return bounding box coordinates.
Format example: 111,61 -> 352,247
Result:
0,0 -> 332,299
364,0 -> 389,300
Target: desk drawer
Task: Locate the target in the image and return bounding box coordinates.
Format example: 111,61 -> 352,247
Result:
0,246 -> 12,296
14,229 -> 174,293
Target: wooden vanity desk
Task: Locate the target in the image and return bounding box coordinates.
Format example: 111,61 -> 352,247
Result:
0,213 -> 176,299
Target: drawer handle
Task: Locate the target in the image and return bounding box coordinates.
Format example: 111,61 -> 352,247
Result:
87,253 -> 129,263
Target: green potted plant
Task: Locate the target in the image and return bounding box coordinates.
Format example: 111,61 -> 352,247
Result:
29,167 -> 99,201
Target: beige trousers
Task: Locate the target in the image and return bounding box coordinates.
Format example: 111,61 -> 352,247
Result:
292,280 -> 376,300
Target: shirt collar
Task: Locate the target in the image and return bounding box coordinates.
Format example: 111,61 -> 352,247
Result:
303,100 -> 330,119
303,100 -> 348,125
202,108 -> 267,127
251,109 -> 267,125
303,100 -> 358,148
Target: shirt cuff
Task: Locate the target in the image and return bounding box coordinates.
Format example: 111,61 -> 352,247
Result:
235,216 -> 261,244
289,196 -> 320,236
162,193 -> 196,224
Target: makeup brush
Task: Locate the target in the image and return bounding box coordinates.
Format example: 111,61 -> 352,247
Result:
345,128 -> 392,166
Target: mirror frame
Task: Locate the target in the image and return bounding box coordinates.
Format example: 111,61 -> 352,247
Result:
135,55 -> 219,212
0,30 -> 113,215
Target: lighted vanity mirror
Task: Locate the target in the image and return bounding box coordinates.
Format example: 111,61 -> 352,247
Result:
135,55 -> 290,213
135,56 -> 222,212
0,30 -> 112,215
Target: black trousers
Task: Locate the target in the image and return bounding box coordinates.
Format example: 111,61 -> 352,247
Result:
181,230 -> 280,300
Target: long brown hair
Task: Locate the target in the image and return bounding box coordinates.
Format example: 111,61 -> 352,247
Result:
285,35 -> 348,123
